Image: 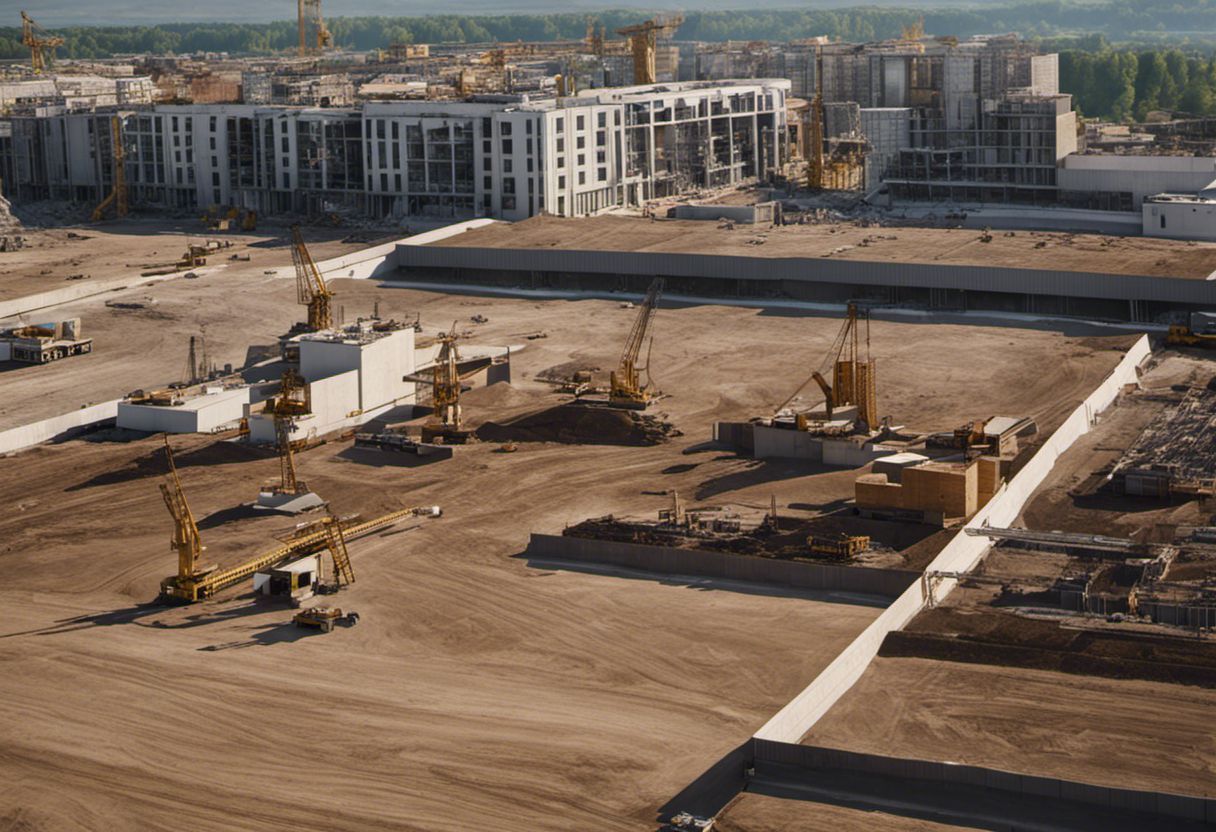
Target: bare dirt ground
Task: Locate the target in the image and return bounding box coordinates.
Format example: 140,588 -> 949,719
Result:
0,427 -> 887,831
430,214 -> 1216,279
0,223 -> 381,429
803,656 -> 1216,796
0,221 -> 1144,830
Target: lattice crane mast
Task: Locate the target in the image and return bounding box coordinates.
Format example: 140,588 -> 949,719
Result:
159,435 -> 208,589
615,14 -> 683,85
20,12 -> 63,75
91,116 -> 129,222
290,224 -> 333,331
432,321 -> 462,430
609,277 -> 663,409
297,0 -> 332,57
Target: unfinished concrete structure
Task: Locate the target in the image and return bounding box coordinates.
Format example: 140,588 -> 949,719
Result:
0,80 -> 788,221
1114,381 -> 1216,498
0,318 -> 91,364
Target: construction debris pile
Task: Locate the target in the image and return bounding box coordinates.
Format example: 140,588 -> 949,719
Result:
0,192 -> 25,251
1113,379 -> 1216,498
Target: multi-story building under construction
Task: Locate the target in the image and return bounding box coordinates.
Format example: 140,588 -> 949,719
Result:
0,79 -> 789,221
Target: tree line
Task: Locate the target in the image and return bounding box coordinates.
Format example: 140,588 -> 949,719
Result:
6,5 -> 1216,122
7,1 -> 1216,60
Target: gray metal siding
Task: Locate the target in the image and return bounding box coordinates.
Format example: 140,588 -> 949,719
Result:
398,244 -> 1216,305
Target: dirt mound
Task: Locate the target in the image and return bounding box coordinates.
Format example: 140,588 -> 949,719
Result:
0,194 -> 21,234
476,403 -> 676,446
460,381 -> 536,410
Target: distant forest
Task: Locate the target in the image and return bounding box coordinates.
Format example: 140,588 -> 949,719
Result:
6,3 -> 1216,121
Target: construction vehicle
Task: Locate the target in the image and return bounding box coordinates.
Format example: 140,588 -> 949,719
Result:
20,11 -> 62,75
1166,312 -> 1216,348
177,244 -> 208,270
615,15 -> 683,85
608,278 -> 664,409
290,225 -> 334,332
203,206 -> 257,232
773,303 -> 878,432
808,533 -> 870,559
91,116 -> 129,222
297,0 -> 332,57
293,606 -> 358,633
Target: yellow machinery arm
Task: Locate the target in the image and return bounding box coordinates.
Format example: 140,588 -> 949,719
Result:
290,225 -> 333,331
432,321 -> 462,429
773,303 -> 876,428
161,505 -> 430,602
158,435 -> 206,581
20,11 -> 63,75
609,278 -> 664,408
91,116 -> 129,222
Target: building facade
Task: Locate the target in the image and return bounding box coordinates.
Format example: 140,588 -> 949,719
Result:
0,79 -> 789,221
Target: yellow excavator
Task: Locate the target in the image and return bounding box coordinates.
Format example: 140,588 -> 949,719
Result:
609,278 -> 664,409
773,303 -> 878,431
291,225 -> 333,331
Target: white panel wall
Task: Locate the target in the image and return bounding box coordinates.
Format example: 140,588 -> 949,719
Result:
753,334 -> 1152,743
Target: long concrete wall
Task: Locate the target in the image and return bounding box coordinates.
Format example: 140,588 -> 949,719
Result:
753,742 -> 1216,824
314,219 -> 500,283
526,533 -> 918,599
0,272 -> 178,322
753,333 -> 1152,743
0,399 -> 119,455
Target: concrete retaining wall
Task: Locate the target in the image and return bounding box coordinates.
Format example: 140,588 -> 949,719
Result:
753,333 -> 1152,743
315,219 -> 500,283
0,273 -> 171,321
526,533 -> 918,598
0,399 -> 119,455
753,741 -> 1216,823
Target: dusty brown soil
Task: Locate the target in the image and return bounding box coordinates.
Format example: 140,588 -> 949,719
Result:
0,220 -> 1148,830
717,793 -> 973,831
804,657 -> 1216,796
430,214 -> 1216,279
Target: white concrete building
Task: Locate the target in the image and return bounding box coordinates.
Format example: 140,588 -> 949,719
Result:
0,80 -> 790,220
249,321 -> 417,445
117,385 -> 252,434
1143,190 -> 1216,242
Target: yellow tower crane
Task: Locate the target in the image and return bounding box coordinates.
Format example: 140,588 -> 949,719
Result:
297,0 -> 332,57
91,116 -> 129,222
609,277 -> 663,409
20,11 -> 63,75
615,14 -> 683,85
290,224 -> 333,331
158,435 -> 212,593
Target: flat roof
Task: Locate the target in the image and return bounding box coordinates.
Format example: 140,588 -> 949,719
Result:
425,215 -> 1216,280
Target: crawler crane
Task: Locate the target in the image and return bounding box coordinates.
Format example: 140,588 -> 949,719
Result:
609,278 -> 664,410
158,435 -> 214,595
773,303 -> 878,432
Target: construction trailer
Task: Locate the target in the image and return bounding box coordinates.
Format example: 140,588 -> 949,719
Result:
0,318 -> 91,364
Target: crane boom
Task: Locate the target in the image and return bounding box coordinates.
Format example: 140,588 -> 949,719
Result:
91,116 -> 129,222
290,225 -> 333,331
20,11 -> 63,75
773,303 -> 877,429
432,321 -> 462,429
160,435 -> 206,582
609,278 -> 663,409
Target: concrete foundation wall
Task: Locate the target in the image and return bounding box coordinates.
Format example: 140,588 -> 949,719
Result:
753,743 -> 1216,823
672,202 -> 777,224
526,533 -> 919,598
753,333 -> 1151,744
0,399 -> 119,455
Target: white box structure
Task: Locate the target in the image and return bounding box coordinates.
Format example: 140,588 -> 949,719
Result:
117,385 -> 252,434
249,321 -> 416,444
